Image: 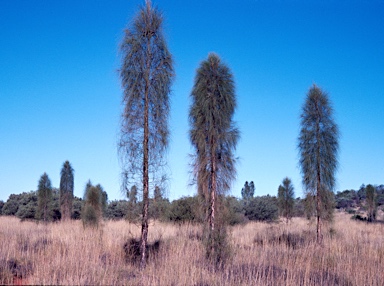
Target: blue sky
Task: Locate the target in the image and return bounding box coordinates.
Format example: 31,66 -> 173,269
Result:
1,1 -> 383,202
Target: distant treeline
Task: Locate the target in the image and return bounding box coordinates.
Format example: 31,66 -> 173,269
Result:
1,183 -> 382,223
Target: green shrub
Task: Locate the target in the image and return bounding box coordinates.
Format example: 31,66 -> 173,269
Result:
167,196 -> 199,223
244,195 -> 278,222
0,200 -> 5,215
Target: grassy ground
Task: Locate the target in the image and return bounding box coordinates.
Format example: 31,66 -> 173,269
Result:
0,212 -> 383,285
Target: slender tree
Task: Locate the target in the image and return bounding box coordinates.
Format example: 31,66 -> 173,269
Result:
277,177 -> 295,223
298,84 -> 339,243
60,161 -> 74,221
119,0 -> 174,269
189,53 -> 239,264
37,173 -> 53,222
366,184 -> 377,222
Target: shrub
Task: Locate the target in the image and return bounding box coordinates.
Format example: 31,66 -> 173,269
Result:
71,197 -> 83,220
0,200 -> 4,215
224,196 -> 247,225
106,200 -> 129,220
167,196 -> 199,223
82,204 -> 99,228
244,195 -> 278,222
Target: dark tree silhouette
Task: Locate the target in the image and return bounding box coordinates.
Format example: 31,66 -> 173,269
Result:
241,181 -> 255,202
277,177 -> 295,223
60,161 -> 74,221
119,0 -> 174,269
37,173 -> 52,222
366,184 -> 377,222
189,53 -> 239,264
298,84 -> 339,243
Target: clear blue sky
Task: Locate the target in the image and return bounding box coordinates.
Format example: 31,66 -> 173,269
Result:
1,1 -> 383,202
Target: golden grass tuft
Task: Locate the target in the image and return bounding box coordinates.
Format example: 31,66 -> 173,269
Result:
0,212 -> 383,285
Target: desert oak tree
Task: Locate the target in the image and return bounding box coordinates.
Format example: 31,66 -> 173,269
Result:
119,1 -> 174,269
277,177 -> 295,223
60,161 -> 74,221
37,173 -> 53,222
189,53 -> 239,264
298,84 -> 339,243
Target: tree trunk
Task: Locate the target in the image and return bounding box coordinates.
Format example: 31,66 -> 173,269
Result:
140,89 -> 149,269
140,92 -> 150,268
315,100 -> 323,244
209,138 -> 216,234
140,38 -> 151,269
316,151 -> 323,244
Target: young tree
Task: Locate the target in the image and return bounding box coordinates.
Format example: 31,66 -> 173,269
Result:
189,53 -> 239,264
366,184 -> 377,222
60,161 -> 74,221
119,1 -> 174,269
82,185 -> 101,228
277,177 -> 295,223
37,173 -> 53,222
298,84 -> 339,243
126,185 -> 140,222
96,184 -> 108,217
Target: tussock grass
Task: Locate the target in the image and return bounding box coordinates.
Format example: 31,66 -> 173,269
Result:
0,212 -> 383,285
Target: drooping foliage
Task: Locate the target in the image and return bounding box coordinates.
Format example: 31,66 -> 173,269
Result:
298,84 -> 339,243
60,161 -> 74,221
189,53 -> 239,265
119,1 -> 174,269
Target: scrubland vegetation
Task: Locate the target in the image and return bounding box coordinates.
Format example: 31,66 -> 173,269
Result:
1,212 -> 383,285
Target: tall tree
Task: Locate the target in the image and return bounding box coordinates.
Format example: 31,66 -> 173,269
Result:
366,184 -> 377,222
277,177 -> 295,223
37,173 -> 53,222
189,53 -> 239,264
298,84 -> 339,243
60,161 -> 74,221
119,1 -> 174,269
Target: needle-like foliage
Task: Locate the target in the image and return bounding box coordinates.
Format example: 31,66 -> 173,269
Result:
60,161 -> 74,221
37,173 -> 52,222
119,0 -> 174,269
365,184 -> 377,222
298,84 -> 339,243
189,53 -> 239,265
277,177 -> 295,223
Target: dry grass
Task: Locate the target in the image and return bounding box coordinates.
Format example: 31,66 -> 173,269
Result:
0,212 -> 383,285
